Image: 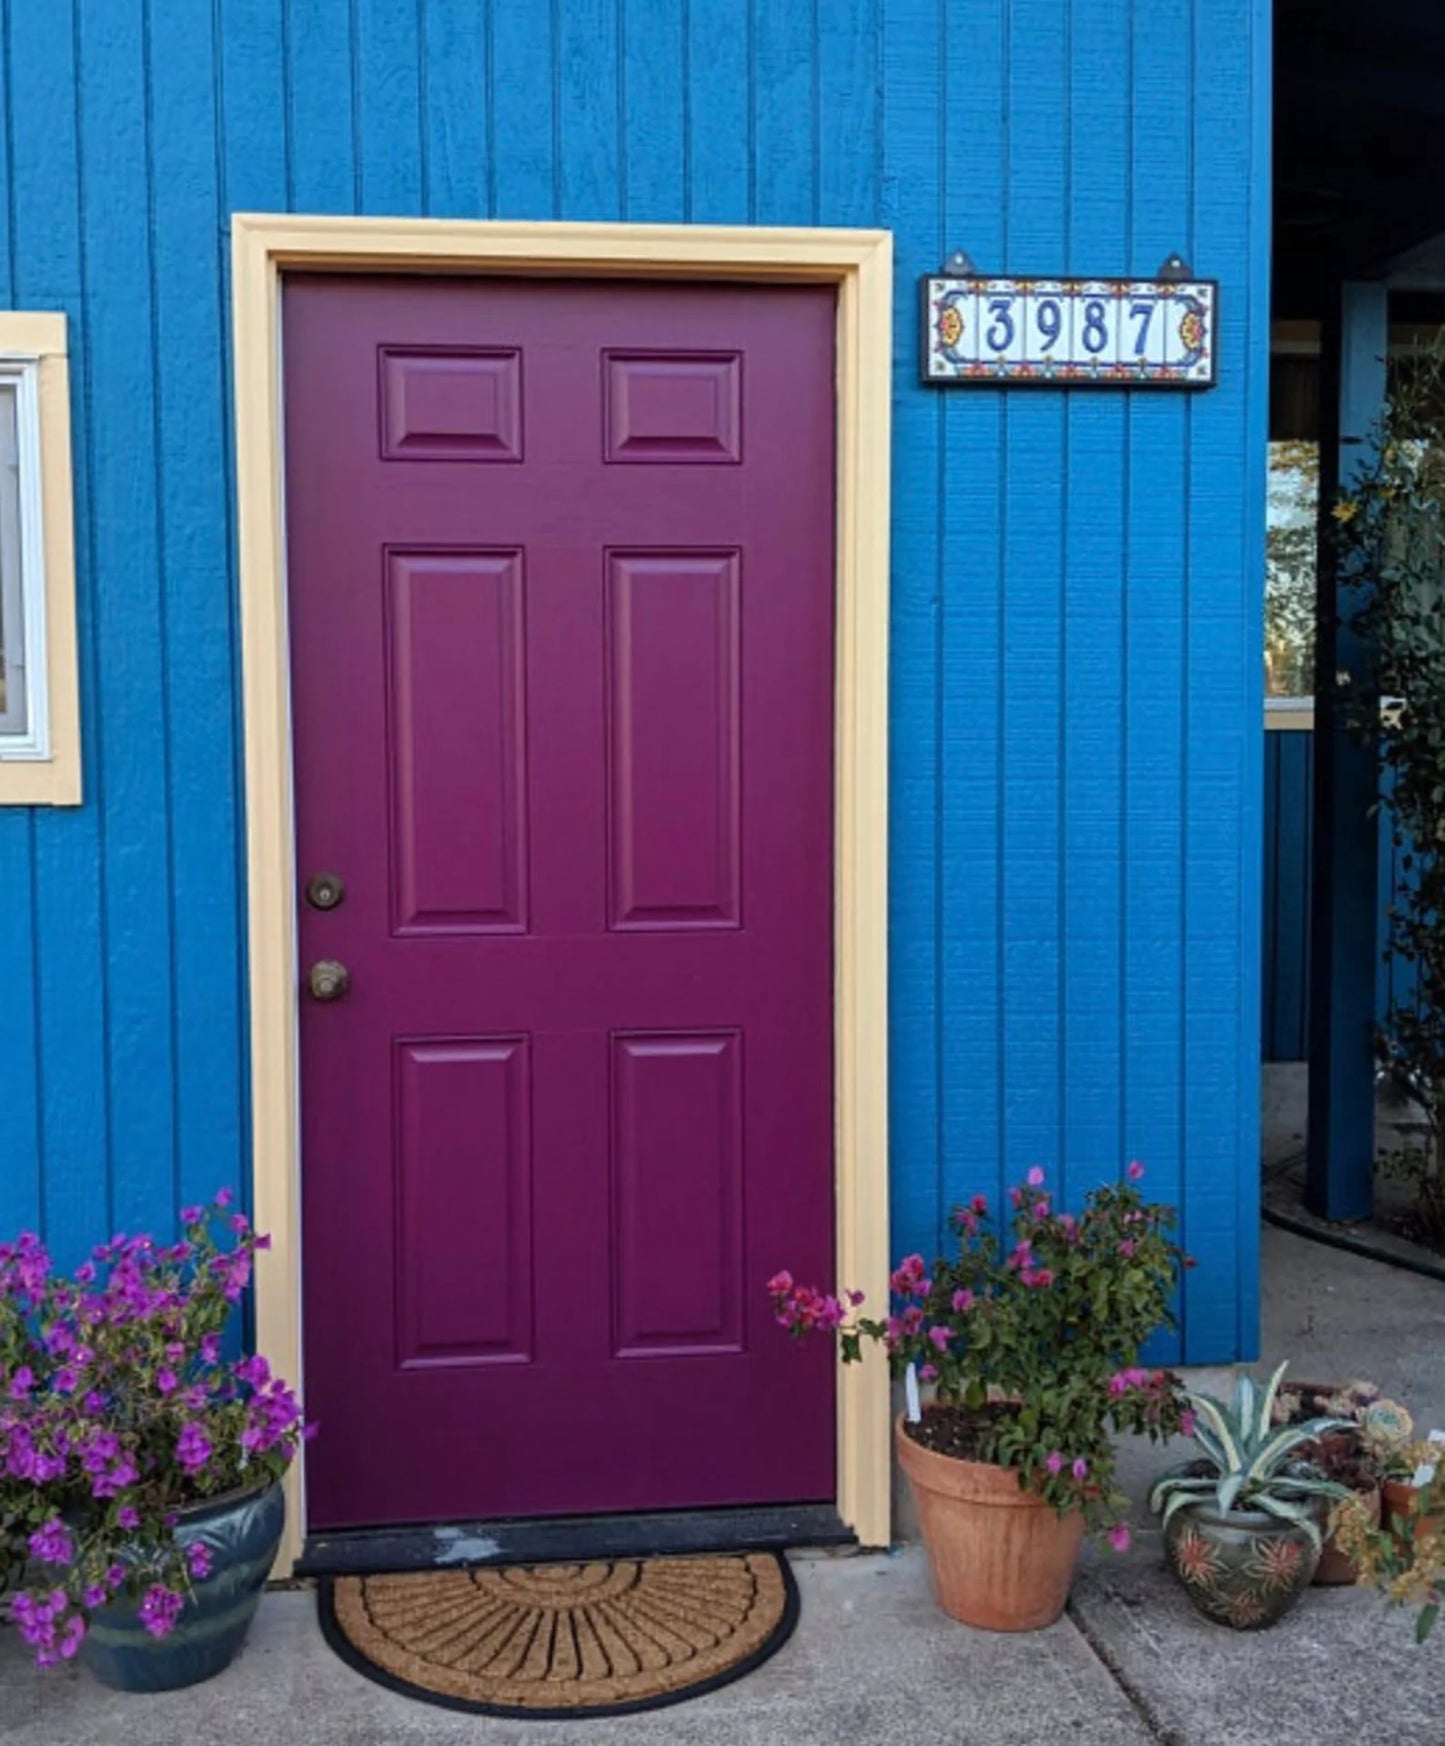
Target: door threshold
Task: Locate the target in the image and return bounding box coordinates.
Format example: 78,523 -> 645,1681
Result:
297,1502 -> 855,1577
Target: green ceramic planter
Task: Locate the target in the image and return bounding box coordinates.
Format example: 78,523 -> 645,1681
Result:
1163,1498 -> 1321,1630
80,1482 -> 284,1692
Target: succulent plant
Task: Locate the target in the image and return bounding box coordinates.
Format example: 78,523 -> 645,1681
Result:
1360,1399 -> 1416,1475
1150,1362 -> 1352,1550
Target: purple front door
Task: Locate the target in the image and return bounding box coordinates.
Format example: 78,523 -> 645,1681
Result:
284,276 -> 837,1529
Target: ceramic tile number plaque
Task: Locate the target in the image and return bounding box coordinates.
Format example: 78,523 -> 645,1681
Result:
922,276 -> 1217,387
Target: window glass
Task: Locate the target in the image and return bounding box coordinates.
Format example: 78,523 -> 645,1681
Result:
1266,434 -> 1318,702
0,380 -> 26,738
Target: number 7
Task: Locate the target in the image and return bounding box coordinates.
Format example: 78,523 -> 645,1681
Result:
1129,299 -> 1155,357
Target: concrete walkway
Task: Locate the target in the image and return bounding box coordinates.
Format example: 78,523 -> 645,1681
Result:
2,1223 -> 1441,1745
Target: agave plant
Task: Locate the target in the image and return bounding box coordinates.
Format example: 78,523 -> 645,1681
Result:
1150,1361 -> 1352,1550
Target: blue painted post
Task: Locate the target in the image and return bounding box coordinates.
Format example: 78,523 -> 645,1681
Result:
1306,281 -> 1387,1221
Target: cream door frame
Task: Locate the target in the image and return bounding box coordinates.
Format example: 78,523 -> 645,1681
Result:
230,214 -> 892,1573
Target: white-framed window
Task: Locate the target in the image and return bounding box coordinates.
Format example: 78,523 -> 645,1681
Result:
0,356 -> 50,754
0,312 -> 80,805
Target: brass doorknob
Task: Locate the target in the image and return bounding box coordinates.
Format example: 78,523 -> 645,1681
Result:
308,959 -> 350,1003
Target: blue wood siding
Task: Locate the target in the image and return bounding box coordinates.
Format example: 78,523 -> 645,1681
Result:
0,0 -> 1269,1363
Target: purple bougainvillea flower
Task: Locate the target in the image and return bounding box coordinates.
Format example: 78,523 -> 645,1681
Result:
927,1325 -> 951,1353
1026,1166 -> 1046,1188
918,1364 -> 938,1382
951,1288 -> 975,1314
180,1205 -> 205,1226
214,1188 -> 234,1208
28,1519 -> 73,1567
1127,1161 -> 1145,1181
175,1422 -> 213,1475
117,1506 -> 140,1530
186,1543 -> 212,1581
1108,1524 -> 1131,1553
1046,1451 -> 1064,1475
138,1585 -> 185,1640
1072,1457 -> 1089,1482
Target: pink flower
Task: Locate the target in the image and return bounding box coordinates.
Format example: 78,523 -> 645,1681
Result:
1025,1268 -> 1055,1290
1071,1457 -> 1089,1482
927,1325 -> 951,1353
1108,1524 -> 1131,1553
1180,1409 -> 1196,1438
117,1506 -> 140,1530
1127,1161 -> 1145,1181
901,1305 -> 924,1334
765,1270 -> 794,1297
1107,1373 -> 1128,1397
156,1368 -> 178,1395
918,1364 -> 938,1382
1033,1201 -> 1049,1218
951,1288 -> 975,1313
1006,1242 -> 1033,1270
1026,1167 -> 1046,1188
1045,1450 -> 1064,1475
187,1543 -> 212,1581
215,1188 -> 234,1208
970,1194 -> 988,1217
1118,1240 -> 1136,1258
847,1289 -> 866,1307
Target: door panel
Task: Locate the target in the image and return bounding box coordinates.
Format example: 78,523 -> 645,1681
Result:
285,276 -> 837,1528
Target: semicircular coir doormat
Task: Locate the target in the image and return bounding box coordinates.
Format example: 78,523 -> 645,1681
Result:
318,1554 -> 799,1719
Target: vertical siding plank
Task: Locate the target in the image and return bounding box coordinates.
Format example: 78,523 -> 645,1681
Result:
420,0 -> 490,219
1062,0 -> 1129,1206
355,0 -> 423,214
491,0 -> 557,218
14,1 -> 108,1261
621,0 -> 684,222
148,0 -> 246,1220
0,16 -> 42,1241
558,0 -> 621,221
751,0 -> 815,225
1186,0 -> 1263,1357
940,0 -> 1006,1227
816,0 -> 878,229
882,0 -> 942,1263
217,0 -> 289,213
76,0 -> 177,1239
1124,0 -> 1189,1324
1000,0 -> 1068,1183
284,0 -> 357,212
685,0 -> 750,223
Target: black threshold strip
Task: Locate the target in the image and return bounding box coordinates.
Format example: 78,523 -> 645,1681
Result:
297,1503 -> 854,1578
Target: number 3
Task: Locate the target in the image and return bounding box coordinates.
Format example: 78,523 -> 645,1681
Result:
986,296 -> 1015,352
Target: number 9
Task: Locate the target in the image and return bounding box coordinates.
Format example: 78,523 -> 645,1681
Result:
1036,299 -> 1062,350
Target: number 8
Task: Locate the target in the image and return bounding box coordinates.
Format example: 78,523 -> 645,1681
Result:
1082,300 -> 1109,356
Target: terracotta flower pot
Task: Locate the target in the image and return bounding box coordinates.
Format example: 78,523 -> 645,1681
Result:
1382,1477 -> 1444,1548
1314,1485 -> 1380,1586
895,1414 -> 1084,1631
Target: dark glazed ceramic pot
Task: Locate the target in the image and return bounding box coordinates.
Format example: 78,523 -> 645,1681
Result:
1163,1498 -> 1321,1629
80,1482 -> 284,1692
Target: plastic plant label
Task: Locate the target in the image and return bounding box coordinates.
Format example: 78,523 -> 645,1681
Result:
905,1363 -> 922,1424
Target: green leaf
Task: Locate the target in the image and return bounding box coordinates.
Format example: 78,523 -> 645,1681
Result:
1416,1604 -> 1439,1644
1249,1491 -> 1323,1552
1256,1360 -> 1290,1442
1185,1391 -> 1243,1473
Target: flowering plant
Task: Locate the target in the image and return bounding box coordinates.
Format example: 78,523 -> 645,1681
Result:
0,1195 -> 307,1666
768,1165 -> 1191,1540
1335,1466 -> 1444,1642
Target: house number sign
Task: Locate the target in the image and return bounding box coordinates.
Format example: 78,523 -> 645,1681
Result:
922,268 -> 1217,388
